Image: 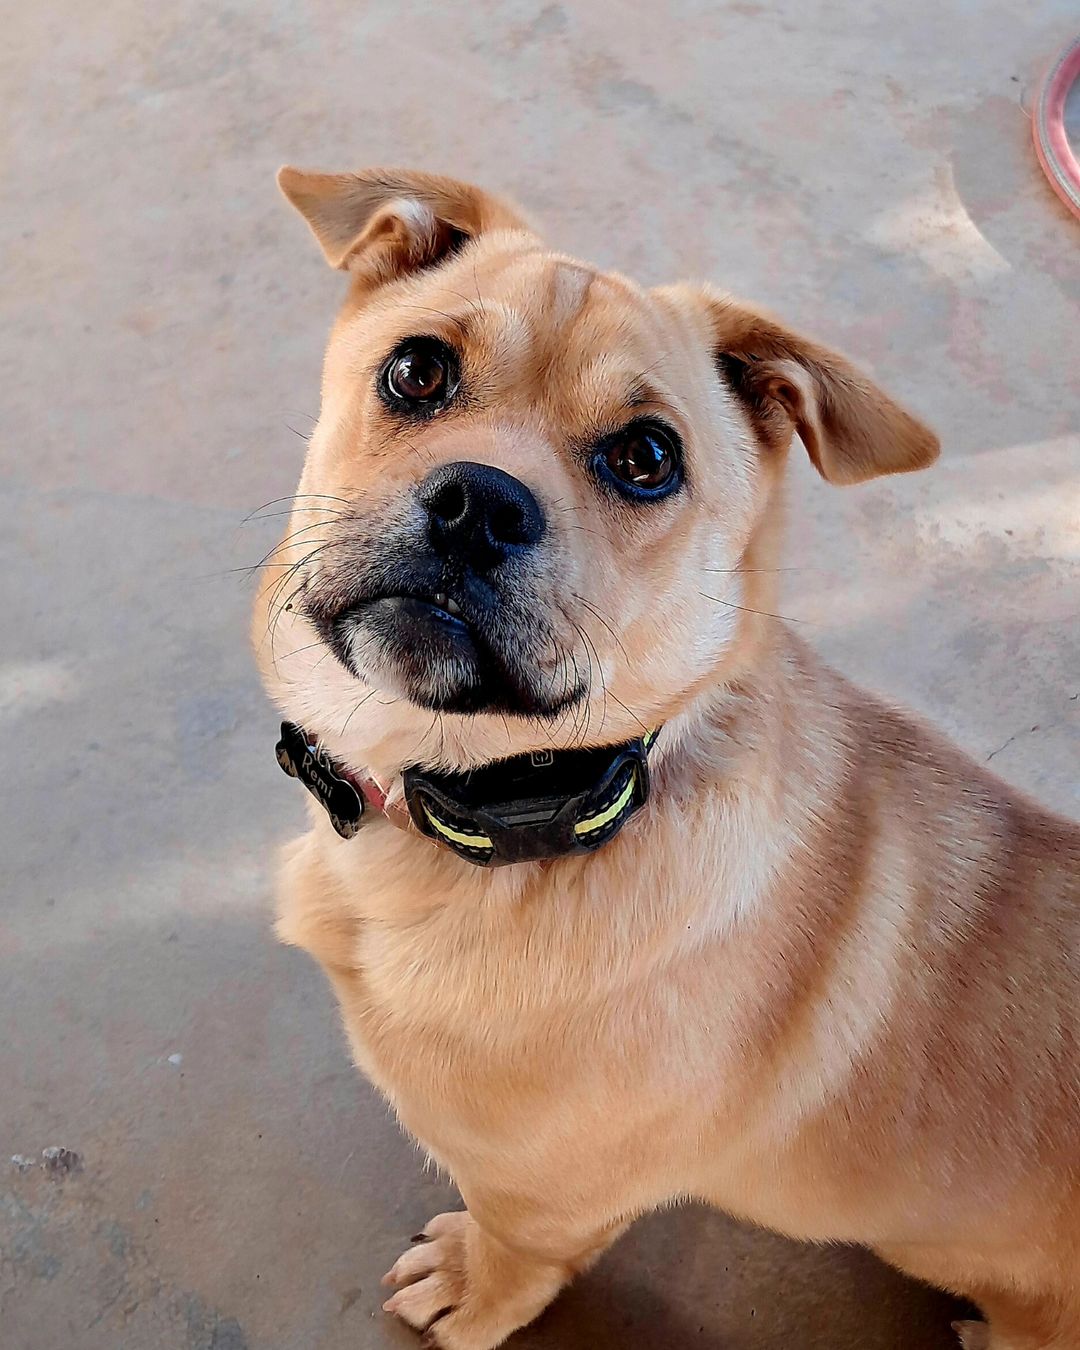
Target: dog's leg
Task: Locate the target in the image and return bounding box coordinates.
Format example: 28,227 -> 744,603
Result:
951,1289 -> 1080,1350
964,1292 -> 1080,1350
952,1322 -> 991,1350
883,1245 -> 1080,1350
382,1205 -> 624,1350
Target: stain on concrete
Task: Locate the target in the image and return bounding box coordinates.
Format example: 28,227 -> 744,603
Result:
98,1218 -> 133,1262
180,1292 -> 249,1350
587,69 -> 693,127
41,1147 -> 83,1179
10,1147 -> 84,1179
0,1189 -> 63,1283
339,1285 -> 364,1316
525,3 -> 567,39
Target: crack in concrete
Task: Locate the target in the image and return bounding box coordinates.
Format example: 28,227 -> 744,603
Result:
986,692 -> 1079,762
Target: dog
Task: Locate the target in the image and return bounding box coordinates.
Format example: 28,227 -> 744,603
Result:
254,166 -> 1080,1350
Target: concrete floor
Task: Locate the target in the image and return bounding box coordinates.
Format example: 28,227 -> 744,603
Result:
2,3 -> 1078,1348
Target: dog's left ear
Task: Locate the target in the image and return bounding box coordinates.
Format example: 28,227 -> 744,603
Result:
277,165 -> 531,284
705,293 -> 939,485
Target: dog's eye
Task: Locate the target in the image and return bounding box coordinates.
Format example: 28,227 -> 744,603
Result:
382,339 -> 458,408
597,421 -> 682,499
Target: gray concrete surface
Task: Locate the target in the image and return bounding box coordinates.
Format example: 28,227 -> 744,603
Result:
2,3 -> 1077,1348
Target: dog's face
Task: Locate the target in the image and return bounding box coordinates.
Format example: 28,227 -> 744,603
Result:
255,168 -> 937,773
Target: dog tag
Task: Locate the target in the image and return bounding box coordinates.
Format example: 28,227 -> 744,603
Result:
275,721 -> 364,840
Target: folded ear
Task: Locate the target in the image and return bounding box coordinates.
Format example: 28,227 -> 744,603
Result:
277,165 -> 532,285
706,293 -> 939,485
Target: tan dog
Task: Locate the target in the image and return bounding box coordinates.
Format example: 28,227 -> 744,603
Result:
254,167 -> 1080,1350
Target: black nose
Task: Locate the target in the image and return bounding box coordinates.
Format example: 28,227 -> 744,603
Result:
418,461 -> 546,568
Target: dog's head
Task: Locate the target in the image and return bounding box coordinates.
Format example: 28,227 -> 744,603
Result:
255,167 -> 938,773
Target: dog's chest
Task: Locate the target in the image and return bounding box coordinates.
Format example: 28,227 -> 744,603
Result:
343,883 -> 758,1144
292,814 -> 808,1168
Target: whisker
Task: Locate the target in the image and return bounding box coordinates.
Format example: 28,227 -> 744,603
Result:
262,539 -> 343,665
606,690 -> 650,737
213,560 -> 320,578
277,640 -> 328,661
563,524 -> 608,542
544,640 -> 573,744
443,286 -> 486,325
396,302 -> 470,336
262,517 -> 345,551
698,591 -> 811,624
630,359 -> 665,390
241,522 -> 337,582
472,263 -> 487,320
242,492 -> 351,523
551,646 -> 572,742
403,437 -> 436,467
574,596 -> 630,667
217,527 -> 333,584
567,629 -> 589,748
549,640 -> 583,744
265,570 -> 310,646
703,566 -> 817,575
340,687 -> 378,737
310,645 -> 334,674
569,642 -> 590,748
242,507 -> 348,523
575,620 -> 609,741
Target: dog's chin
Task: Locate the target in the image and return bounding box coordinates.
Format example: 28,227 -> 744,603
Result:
340,597 -> 586,718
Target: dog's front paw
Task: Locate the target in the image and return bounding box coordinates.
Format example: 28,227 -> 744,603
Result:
383,1212 -> 470,1344
383,1208 -> 568,1350
952,1320 -> 991,1350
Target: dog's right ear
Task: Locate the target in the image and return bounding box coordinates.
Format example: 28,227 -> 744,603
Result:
277,166 -> 531,284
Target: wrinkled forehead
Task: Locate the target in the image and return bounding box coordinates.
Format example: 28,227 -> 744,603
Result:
337,241 -> 696,427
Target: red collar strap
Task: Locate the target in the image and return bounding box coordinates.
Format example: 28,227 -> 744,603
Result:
355,769 -> 414,832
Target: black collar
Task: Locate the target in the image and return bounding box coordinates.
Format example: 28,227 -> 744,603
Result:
275,721 -> 658,867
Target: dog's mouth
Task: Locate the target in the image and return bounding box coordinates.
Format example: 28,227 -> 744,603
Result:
425,590 -> 463,619
358,590 -> 476,658
308,578 -> 586,718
